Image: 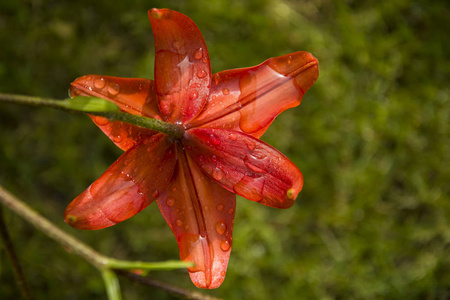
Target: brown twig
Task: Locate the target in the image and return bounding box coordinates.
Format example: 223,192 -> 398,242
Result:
115,270 -> 223,300
0,206 -> 34,300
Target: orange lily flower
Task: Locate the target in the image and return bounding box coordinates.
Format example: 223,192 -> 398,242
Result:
64,8 -> 318,288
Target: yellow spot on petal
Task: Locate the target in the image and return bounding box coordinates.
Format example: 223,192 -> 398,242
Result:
66,215 -> 77,223
286,188 -> 296,200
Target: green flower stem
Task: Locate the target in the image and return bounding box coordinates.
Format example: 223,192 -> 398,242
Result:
0,93 -> 185,139
0,186 -> 108,269
107,258 -> 193,271
101,269 -> 122,300
0,185 -> 192,272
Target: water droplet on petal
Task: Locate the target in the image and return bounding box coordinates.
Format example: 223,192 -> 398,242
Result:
245,139 -> 256,150
215,222 -> 227,235
189,91 -> 198,101
166,197 -> 175,207
112,135 -> 122,143
197,69 -> 207,78
94,77 -> 106,89
233,176 -> 265,202
184,225 -> 190,230
193,48 -> 203,60
228,132 -> 237,141
212,167 -> 223,181
287,55 -> 293,64
176,219 -> 183,227
220,239 -> 230,251
228,208 -> 234,215
152,190 -> 160,198
217,204 -> 224,211
92,116 -> 109,126
209,133 -> 221,146
222,88 -> 229,95
107,82 -> 120,96
220,271 -> 226,276
244,155 -> 265,173
211,155 -> 217,162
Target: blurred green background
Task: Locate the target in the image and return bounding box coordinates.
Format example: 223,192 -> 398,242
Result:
1,0 -> 449,299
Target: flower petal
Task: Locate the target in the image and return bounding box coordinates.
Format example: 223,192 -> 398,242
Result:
148,8 -> 211,124
157,144 -> 235,289
64,134 -> 176,230
183,128 -> 302,208
188,52 -> 318,138
70,75 -> 162,118
88,117 -> 159,151
71,75 -> 161,151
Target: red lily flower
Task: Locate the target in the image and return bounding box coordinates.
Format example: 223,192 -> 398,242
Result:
64,8 -> 318,289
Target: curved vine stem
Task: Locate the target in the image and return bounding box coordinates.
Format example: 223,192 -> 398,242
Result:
0,186 -> 197,300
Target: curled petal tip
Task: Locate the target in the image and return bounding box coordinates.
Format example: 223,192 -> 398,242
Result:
268,51 -> 319,95
148,8 -> 162,18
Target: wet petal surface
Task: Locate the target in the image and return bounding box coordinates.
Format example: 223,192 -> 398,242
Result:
156,144 -> 235,288
149,8 -> 211,124
183,128 -> 302,208
188,52 -> 318,138
65,134 -> 177,229
70,75 -> 162,118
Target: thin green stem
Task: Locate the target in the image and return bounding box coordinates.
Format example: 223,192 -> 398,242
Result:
0,186 -> 191,271
0,185 -> 108,269
101,269 -> 122,300
0,93 -> 185,139
107,258 -> 193,271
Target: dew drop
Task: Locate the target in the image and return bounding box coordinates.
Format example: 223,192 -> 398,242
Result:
166,197 -> 175,207
112,135 -> 122,143
244,155 -> 265,173
176,219 -> 183,227
215,222 -> 227,235
93,77 -> 106,89
222,88 -> 230,95
220,239 -> 230,251
202,57 -> 208,63
217,204 -> 224,211
197,69 -> 207,78
233,176 -> 264,202
107,82 -> 120,96
189,91 -> 198,101
220,271 -> 226,276
210,133 -> 221,146
287,55 -> 293,64
245,139 -> 256,150
184,225 -> 190,230
212,168 -> 223,181
93,116 -> 109,126
193,48 -> 203,60
228,132 -> 237,141
211,155 -> 217,162
228,208 -> 234,215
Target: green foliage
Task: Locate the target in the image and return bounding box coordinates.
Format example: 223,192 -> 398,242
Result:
0,0 -> 448,299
